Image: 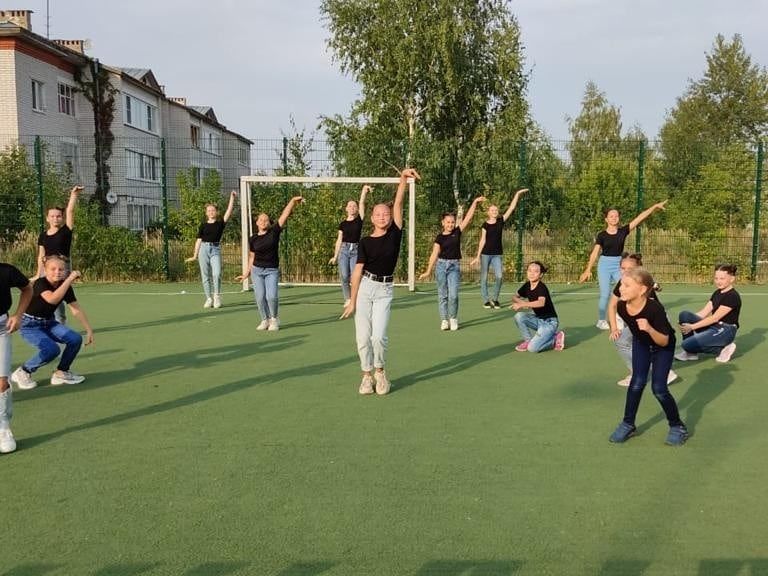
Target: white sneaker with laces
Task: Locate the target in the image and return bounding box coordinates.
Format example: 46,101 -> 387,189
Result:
0,389 -> 16,454
11,367 -> 37,390
440,320 -> 450,331
213,294 -> 222,309
617,374 -> 632,387
667,370 -> 679,385
716,342 -> 736,363
374,371 -> 391,395
50,371 -> 85,386
203,297 -> 213,309
256,319 -> 269,331
0,427 -> 15,454
268,317 -> 280,331
675,350 -> 699,361
359,374 -> 374,395
449,318 -> 459,331
596,320 -> 610,330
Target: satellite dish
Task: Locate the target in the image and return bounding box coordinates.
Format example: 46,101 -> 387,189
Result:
106,191 -> 118,204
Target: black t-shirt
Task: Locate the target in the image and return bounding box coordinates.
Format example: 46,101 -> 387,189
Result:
38,225 -> 73,258
26,277 -> 76,319
197,220 -> 226,243
710,288 -> 741,327
617,298 -> 675,350
248,224 -> 282,269
481,217 -> 505,255
595,225 -> 630,257
613,280 -> 661,304
435,228 -> 462,260
339,216 -> 363,243
517,281 -> 557,319
358,224 -> 402,277
0,263 -> 29,316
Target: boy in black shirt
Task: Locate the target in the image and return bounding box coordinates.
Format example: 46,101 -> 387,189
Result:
0,263 -> 32,454
11,256 -> 94,390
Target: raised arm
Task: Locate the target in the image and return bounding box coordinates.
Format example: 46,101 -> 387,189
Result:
65,185 -> 83,229
418,243 -> 441,280
503,188 -> 528,221
359,185 -> 370,219
459,196 -> 486,231
223,190 -> 237,222
277,196 -> 304,228
628,200 -> 667,231
393,168 -> 420,229
579,244 -> 601,283
470,228 -> 487,267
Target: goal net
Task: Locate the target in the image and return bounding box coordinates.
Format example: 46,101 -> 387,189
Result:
239,175 -> 417,291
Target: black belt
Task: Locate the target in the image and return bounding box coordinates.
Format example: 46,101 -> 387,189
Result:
363,270 -> 393,283
202,241 -> 220,246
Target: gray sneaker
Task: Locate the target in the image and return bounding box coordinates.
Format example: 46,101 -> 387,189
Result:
50,371 -> 85,386
11,367 -> 37,390
374,371 -> 391,395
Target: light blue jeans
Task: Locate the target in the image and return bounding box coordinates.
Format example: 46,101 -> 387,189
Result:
338,242 -> 358,301
19,314 -> 82,373
251,266 -> 279,321
597,255 -> 622,321
0,314 -> 10,378
198,242 -> 222,299
514,311 -> 559,353
614,321 -> 633,370
435,259 -> 460,320
355,276 -> 393,372
480,254 -> 503,302
678,311 -> 737,355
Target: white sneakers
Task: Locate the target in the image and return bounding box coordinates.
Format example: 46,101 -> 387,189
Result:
359,374 -> 374,395
203,297 -> 213,309
213,294 -> 222,309
0,388 -> 15,454
50,371 -> 85,386
11,367 -> 37,390
449,318 -> 459,331
440,320 -> 450,331
667,370 -> 679,385
596,320 -> 610,330
374,371 -> 390,395
268,318 -> 280,331
675,350 -> 699,362
256,319 -> 269,330
716,343 -> 736,363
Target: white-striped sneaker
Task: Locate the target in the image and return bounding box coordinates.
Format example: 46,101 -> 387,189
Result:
11,367 -> 37,390
50,371 -> 85,386
715,343 -> 736,363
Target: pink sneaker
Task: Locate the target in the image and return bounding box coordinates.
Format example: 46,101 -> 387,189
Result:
554,331 -> 565,351
515,341 -> 529,352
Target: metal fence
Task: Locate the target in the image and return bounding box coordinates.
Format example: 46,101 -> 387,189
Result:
1,134 -> 765,284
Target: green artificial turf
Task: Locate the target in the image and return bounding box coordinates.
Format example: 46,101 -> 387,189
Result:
2,282 -> 766,576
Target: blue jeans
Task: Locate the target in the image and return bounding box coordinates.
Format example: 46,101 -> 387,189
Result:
678,311 -> 737,355
623,336 -> 682,426
19,315 -> 83,373
251,267 -> 279,321
514,312 -> 559,352
613,321 -> 633,370
0,314 -> 10,378
435,259 -> 460,320
480,254 -> 503,302
597,255 -> 622,321
198,242 -> 222,298
355,276 -> 393,372
338,242 -> 358,301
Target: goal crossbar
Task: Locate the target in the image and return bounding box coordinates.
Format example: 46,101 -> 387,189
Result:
239,175 -> 417,291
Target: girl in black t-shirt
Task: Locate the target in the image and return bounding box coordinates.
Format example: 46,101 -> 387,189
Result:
511,261 -> 565,352
418,196 -> 485,331
676,264 -> 741,363
329,185 -> 369,306
236,196 -> 304,332
11,256 -> 94,390
609,268 -> 687,445
185,190 -> 236,309
341,168 -> 420,395
607,253 -> 678,387
579,201 -> 667,330
470,188 -> 527,309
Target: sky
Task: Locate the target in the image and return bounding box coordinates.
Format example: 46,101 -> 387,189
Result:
17,0 -> 768,142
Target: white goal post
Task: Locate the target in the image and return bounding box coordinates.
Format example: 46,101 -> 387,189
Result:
239,175 -> 417,292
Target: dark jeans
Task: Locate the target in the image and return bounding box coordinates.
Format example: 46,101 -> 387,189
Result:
623,335 -> 683,427
678,311 -> 737,354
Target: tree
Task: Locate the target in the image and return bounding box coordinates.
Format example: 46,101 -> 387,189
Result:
567,81 -> 623,178
658,34 -> 768,189
320,0 -> 529,210
167,169 -> 224,241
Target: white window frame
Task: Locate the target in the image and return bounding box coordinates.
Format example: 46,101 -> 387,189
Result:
126,149 -> 160,182
31,79 -> 45,112
123,93 -> 158,134
201,129 -> 220,156
60,138 -> 80,182
58,82 -> 75,116
127,202 -> 160,231
237,145 -> 249,166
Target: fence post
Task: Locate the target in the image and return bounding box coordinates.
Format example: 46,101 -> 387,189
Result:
635,139 -> 645,253
515,140 -> 527,282
751,141 -> 763,280
160,138 -> 170,280
34,136 -> 45,230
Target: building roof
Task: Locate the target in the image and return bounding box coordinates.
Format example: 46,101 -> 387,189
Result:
119,67 -> 163,92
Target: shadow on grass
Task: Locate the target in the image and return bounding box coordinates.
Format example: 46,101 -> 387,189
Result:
183,562 -> 250,576
14,335 -> 307,404
597,559 -> 652,576
395,343 -> 514,392
415,560 -> 523,575
19,353 -> 356,451
1,564 -> 61,576
94,563 -> 161,576
96,303 -> 255,334
275,562 -> 336,576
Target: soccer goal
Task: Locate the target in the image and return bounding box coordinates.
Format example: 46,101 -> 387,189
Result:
239,175 -> 417,292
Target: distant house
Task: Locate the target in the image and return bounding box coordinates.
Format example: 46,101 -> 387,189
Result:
0,9 -> 252,230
